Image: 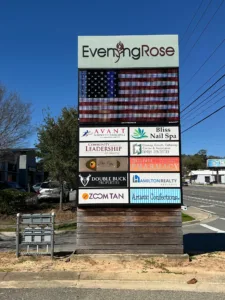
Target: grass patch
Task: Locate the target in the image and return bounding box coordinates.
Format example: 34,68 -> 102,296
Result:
0,227 -> 16,232
55,222 -> 77,231
182,213 -> 195,222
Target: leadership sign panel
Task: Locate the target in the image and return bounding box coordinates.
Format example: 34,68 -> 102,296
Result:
130,142 -> 179,156
130,157 -> 180,172
78,189 -> 129,204
79,127 -> 128,141
130,188 -> 181,204
130,173 -> 180,188
79,142 -> 128,156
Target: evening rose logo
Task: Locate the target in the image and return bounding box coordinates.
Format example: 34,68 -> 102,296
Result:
82,42 -> 175,63
132,128 -> 148,139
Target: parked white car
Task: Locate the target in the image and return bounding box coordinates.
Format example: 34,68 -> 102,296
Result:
37,181 -> 70,202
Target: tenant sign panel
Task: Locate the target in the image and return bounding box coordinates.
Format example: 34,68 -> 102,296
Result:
130,141 -> 179,156
78,189 -> 129,204
130,173 -> 180,188
129,126 -> 179,141
79,142 -> 128,156
79,127 -> 128,141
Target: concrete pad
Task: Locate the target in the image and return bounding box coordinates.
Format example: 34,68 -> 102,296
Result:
3,271 -> 80,281
71,253 -> 189,263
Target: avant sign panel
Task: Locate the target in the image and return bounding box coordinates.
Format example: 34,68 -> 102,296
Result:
79,172 -> 128,188
79,157 -> 128,172
79,127 -> 128,141
79,142 -> 128,156
78,189 -> 129,204
129,126 -> 179,141
130,142 -> 179,156
130,173 -> 180,188
130,157 -> 180,172
78,35 -> 179,68
130,188 -> 181,204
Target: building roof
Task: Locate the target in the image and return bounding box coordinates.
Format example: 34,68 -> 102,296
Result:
189,169 -> 225,175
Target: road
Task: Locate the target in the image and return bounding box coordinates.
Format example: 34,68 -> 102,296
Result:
0,288 -> 224,300
1,185 -> 225,254
183,185 -> 225,253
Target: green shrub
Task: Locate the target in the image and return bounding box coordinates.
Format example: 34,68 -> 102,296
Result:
0,190 -> 35,215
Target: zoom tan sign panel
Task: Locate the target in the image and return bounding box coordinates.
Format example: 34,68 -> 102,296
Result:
78,189 -> 129,204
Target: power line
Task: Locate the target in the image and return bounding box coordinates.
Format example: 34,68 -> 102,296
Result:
181,105 -> 225,134
191,63 -> 225,97
180,0 -> 205,44
181,0 -> 213,51
181,81 -> 225,120
181,74 -> 225,113
181,38 -> 225,91
183,94 -> 225,124
182,0 -> 225,65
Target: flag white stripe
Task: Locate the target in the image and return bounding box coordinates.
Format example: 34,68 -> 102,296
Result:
119,81 -> 178,87
80,105 -> 179,110
119,89 -> 178,94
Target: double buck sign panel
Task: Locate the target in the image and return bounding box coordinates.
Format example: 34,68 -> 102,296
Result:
78,35 -> 182,207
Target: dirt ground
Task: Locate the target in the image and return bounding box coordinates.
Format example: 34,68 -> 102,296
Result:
0,252 -> 225,275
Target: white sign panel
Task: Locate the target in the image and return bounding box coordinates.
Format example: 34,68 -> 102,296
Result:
78,189 -> 129,204
130,173 -> 180,188
79,127 -> 128,141
79,142 -> 128,156
129,126 -> 179,141
130,142 -> 179,156
78,35 -> 179,68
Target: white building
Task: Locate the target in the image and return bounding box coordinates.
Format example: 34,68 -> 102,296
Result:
189,170 -> 225,184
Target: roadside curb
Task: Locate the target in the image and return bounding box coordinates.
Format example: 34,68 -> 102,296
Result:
182,206 -> 217,227
1,272 -> 225,292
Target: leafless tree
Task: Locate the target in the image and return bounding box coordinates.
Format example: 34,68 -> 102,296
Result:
0,84 -> 32,159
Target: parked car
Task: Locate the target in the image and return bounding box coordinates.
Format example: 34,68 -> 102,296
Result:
0,181 -> 26,192
32,182 -> 42,192
182,181 -> 188,186
37,181 -> 70,202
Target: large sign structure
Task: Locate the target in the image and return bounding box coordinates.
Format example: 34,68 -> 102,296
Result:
78,35 -> 182,207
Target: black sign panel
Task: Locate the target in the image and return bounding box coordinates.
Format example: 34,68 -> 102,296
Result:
78,172 -> 128,188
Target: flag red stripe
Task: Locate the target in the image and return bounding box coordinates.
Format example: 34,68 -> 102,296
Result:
79,101 -> 179,106
119,78 -> 178,82
119,69 -> 178,74
79,109 -> 179,114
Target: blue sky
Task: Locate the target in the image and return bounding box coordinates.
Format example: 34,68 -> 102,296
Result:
1,0 -> 225,156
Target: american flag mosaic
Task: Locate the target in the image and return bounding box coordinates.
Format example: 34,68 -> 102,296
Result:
79,69 -> 179,123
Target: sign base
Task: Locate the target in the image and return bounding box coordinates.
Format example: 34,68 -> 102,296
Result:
76,207 -> 183,254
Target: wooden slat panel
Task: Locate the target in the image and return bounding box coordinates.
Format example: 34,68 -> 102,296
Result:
77,222 -> 182,227
76,249 -> 183,254
77,238 -> 183,245
76,227 -> 183,234
76,207 -> 183,254
75,244 -> 183,250
77,216 -> 180,223
77,211 -> 181,217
